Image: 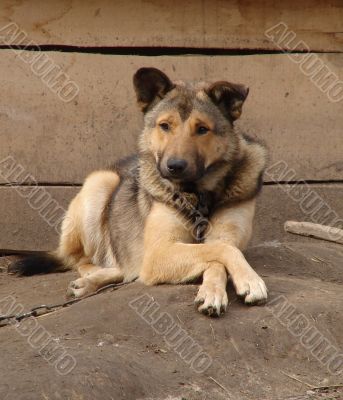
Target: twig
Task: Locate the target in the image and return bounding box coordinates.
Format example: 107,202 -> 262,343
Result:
176,312 -> 183,325
209,376 -> 231,397
210,323 -> 216,341
310,384 -> 343,391
281,371 -> 313,388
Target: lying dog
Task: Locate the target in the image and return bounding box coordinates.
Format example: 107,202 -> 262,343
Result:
10,67 -> 268,316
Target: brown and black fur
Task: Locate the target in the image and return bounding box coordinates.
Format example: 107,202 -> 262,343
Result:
10,67 -> 268,316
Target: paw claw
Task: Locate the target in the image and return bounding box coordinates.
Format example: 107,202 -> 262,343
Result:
233,271 -> 268,305
194,297 -> 205,306
66,289 -> 75,299
66,278 -> 96,299
195,284 -> 228,317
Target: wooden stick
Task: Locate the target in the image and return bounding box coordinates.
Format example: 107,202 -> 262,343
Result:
284,221 -> 343,245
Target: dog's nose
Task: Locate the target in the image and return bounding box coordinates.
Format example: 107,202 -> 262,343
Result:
167,158 -> 188,175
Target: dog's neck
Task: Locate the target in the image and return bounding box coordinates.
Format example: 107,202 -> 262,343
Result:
138,134 -> 266,241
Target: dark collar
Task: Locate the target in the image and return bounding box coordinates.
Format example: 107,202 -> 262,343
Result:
174,188 -> 214,243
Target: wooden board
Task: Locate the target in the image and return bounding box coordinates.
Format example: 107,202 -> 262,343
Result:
0,51 -> 342,184
0,0 -> 342,51
0,184 -> 342,252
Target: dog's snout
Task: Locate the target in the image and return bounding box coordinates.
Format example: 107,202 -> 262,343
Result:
166,158 -> 188,176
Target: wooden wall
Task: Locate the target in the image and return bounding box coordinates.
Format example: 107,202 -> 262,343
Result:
0,0 -> 342,251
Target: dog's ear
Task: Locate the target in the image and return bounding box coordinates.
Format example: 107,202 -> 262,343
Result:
133,67 -> 175,112
206,81 -> 249,122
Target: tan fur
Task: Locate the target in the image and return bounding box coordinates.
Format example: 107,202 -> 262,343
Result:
59,170 -> 120,270
59,171 -> 267,315
67,265 -> 123,298
195,263 -> 228,314
150,110 -> 229,173
140,201 -> 263,294
30,68 -> 269,317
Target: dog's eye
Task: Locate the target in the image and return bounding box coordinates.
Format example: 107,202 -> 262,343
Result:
159,122 -> 170,132
197,126 -> 209,135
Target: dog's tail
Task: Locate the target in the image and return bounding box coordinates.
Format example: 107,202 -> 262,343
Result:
8,252 -> 70,276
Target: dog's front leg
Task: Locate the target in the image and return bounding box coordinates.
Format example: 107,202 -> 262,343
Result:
140,240 -> 266,303
194,262 -> 228,316
140,202 -> 267,307
199,199 -> 268,309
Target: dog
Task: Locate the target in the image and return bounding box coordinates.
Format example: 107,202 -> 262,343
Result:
10,67 -> 268,316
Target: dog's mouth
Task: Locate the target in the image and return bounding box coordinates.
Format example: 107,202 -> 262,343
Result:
155,153 -> 205,184
157,165 -> 205,184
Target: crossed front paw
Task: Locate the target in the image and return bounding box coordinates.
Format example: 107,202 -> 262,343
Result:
234,271 -> 268,305
194,283 -> 228,317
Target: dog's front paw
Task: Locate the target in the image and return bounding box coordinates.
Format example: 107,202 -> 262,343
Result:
233,270 -> 267,305
194,283 -> 228,317
66,277 -> 96,299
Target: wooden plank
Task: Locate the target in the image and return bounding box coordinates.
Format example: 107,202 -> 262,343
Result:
0,51 -> 342,184
0,0 -> 342,51
1,184 -> 342,252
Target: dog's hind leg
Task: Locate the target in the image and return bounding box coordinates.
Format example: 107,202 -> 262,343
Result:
78,264 -> 103,277
67,265 -> 124,298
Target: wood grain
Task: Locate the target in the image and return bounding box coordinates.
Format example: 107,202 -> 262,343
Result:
0,0 -> 342,51
0,51 -> 342,184
1,184 -> 342,251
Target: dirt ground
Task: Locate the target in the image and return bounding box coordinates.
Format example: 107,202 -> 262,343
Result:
0,239 -> 342,400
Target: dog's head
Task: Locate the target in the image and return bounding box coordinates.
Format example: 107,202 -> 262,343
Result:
134,67 -> 249,183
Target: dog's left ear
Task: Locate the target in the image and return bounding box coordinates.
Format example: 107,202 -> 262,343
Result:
206,81 -> 249,122
133,67 -> 175,112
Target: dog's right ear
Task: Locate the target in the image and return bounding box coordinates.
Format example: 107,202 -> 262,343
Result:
206,81 -> 249,122
133,67 -> 175,112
